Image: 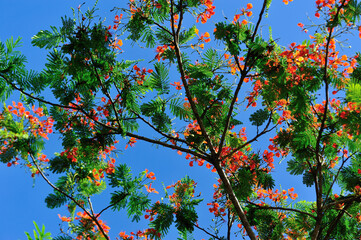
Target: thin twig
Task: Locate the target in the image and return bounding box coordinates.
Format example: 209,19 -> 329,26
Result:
126,132 -> 207,160
194,224 -> 223,240
89,52 -> 124,134
312,1 -> 348,238
131,110 -> 209,156
29,153 -> 110,240
217,0 -> 269,160
221,112 -> 275,161
246,201 -> 316,219
170,0 -> 217,157
96,193 -> 130,218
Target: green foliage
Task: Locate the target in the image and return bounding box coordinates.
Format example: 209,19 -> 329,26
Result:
174,207 -> 198,232
79,179 -> 106,196
202,49 -> 224,70
179,26 -> 197,45
177,229 -> 195,240
150,203 -> 175,236
32,16 -> 75,49
188,64 -> 214,79
110,191 -> 128,210
347,57 -> 361,103
344,0 -> 361,22
52,237 -> 72,240
49,155 -> 71,174
247,207 -> 284,240
169,98 -> 191,120
149,62 -> 170,94
214,22 -> 251,55
3,1 -> 361,240
302,171 -> 315,187
339,157 -> 361,192
25,221 -> 52,240
232,168 -> 254,200
147,176 -> 202,239
127,193 -> 151,222
249,108 -> 269,126
257,170 -> 275,190
45,192 -> 68,209
0,37 -> 27,99
141,97 -> 165,117
107,164 -> 151,222
287,159 -> 307,175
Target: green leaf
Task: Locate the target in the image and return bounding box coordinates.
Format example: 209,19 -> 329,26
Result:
150,203 -> 175,237
188,64 -> 213,79
149,62 -> 170,94
127,193 -> 151,222
202,49 -> 223,70
53,236 -> 72,240
151,112 -> 171,132
49,155 -> 71,174
25,232 -> 33,240
141,97 -> 165,117
249,109 -> 269,126
177,229 -> 195,240
45,192 -> 68,209
110,191 -> 129,211
31,27 -> 62,49
179,26 -> 197,45
302,171 -> 314,187
347,82 -> 361,104
169,98 -> 191,120
287,159 -> 306,175
257,171 -> 275,189
79,179 -> 106,196
25,221 -> 52,240
175,208 -> 197,233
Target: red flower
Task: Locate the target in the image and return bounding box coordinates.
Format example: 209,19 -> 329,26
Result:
58,214 -> 71,222
170,81 -> 183,90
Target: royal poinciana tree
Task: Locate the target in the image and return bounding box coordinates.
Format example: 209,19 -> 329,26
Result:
2,0 -> 361,239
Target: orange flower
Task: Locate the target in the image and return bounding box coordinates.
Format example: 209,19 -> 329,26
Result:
111,39 -> 123,50
145,169 -> 156,180
246,3 -> 253,9
58,214 -> 71,222
170,81 -> 183,90
283,0 -> 293,4
125,137 -> 137,149
145,183 -> 159,194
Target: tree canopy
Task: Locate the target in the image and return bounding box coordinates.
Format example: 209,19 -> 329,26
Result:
2,0 -> 361,239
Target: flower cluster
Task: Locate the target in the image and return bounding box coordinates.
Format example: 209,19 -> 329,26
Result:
133,65 -> 153,85
197,0 -> 215,24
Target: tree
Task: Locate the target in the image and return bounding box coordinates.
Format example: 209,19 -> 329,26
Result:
1,0 -> 361,239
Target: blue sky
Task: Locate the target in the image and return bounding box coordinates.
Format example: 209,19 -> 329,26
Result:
0,0 -> 335,239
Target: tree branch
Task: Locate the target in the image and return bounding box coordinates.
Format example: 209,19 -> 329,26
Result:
96,193 -> 130,218
214,162 -> 257,240
126,132 -> 208,160
89,52 -> 124,134
246,201 -> 316,219
217,0 -> 269,159
130,110 -> 209,156
221,112 -> 275,161
312,2 -> 347,239
0,74 -> 78,111
170,0 -> 217,157
29,153 -> 110,240
194,223 -> 223,240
